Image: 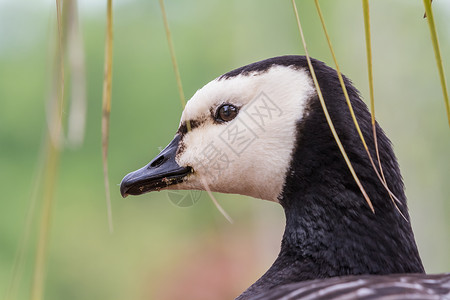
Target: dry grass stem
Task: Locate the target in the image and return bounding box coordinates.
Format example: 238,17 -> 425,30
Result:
291,0 -> 374,212
159,0 -> 232,220
66,0 -> 87,148
314,0 -> 405,216
201,179 -> 234,224
158,0 -> 192,131
361,1 -> 405,219
30,1 -> 67,299
102,0 -> 114,233
31,140 -> 60,300
423,0 -> 450,128
5,141 -> 46,300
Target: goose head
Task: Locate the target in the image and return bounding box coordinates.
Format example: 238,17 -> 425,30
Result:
120,57 -> 314,202
120,55 -> 424,298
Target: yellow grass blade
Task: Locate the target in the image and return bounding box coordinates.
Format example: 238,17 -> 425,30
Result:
5,141 -> 46,300
45,0 -> 64,148
159,0 -> 191,132
66,0 -> 87,148
360,0 -> 405,219
102,0 -> 114,233
423,0 -> 433,19
313,0 -> 405,217
201,179 -> 234,224
362,0 -> 382,170
159,0 -> 231,219
30,1 -> 65,298
291,0 -> 374,212
423,0 -> 450,128
313,0 -> 370,152
362,0 -> 375,126
159,0 -> 186,108
31,140 -> 61,300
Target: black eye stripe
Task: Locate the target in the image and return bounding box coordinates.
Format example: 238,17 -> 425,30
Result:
177,119 -> 202,136
177,104 -> 239,136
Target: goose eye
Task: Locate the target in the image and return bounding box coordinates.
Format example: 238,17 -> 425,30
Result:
216,104 -> 238,122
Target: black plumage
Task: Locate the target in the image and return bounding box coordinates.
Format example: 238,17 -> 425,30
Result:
249,273 -> 450,300
120,55 -> 450,300
224,56 -> 447,299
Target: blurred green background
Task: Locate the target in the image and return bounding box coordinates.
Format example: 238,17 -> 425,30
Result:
1,1 -> 449,299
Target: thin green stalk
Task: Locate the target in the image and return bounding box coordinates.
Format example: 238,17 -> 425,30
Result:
361,1 -> 386,184
5,139 -> 46,300
66,0 -> 87,148
30,1 -> 65,298
158,0 -> 191,131
313,0 -> 369,151
102,0 -> 114,233
159,1 -> 186,108
56,0 -> 64,121
423,0 -> 450,128
30,140 -> 60,300
360,0 -> 404,219
362,1 -> 390,196
291,0 -> 374,212
159,0 -> 232,221
362,0 -> 375,125
313,0 -> 405,216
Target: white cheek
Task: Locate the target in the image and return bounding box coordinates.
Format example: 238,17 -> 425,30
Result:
175,66 -> 314,202
175,118 -> 293,201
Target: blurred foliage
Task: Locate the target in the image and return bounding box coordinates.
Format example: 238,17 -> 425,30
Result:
0,1 -> 449,299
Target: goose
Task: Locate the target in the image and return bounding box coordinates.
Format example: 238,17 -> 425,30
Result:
120,55 -> 450,299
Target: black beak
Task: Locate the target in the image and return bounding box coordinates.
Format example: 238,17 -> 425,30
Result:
120,134 -> 191,198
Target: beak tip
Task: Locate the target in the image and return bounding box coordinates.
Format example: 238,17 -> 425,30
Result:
119,134 -> 189,198
119,179 -> 130,198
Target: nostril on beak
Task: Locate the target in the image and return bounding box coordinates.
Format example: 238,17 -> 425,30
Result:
150,155 -> 165,168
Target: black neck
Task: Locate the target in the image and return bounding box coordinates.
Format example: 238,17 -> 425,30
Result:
236,60 -> 424,299
238,180 -> 424,299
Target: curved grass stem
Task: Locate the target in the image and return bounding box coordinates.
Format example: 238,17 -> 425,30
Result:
307,0 -> 406,219
31,140 -> 60,300
159,0 -> 230,220
101,0 -> 114,233
361,0 -> 404,219
423,0 -> 450,128
30,2 -> 65,299
291,0 -> 374,212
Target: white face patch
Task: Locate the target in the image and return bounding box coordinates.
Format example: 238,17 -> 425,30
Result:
171,65 -> 315,202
